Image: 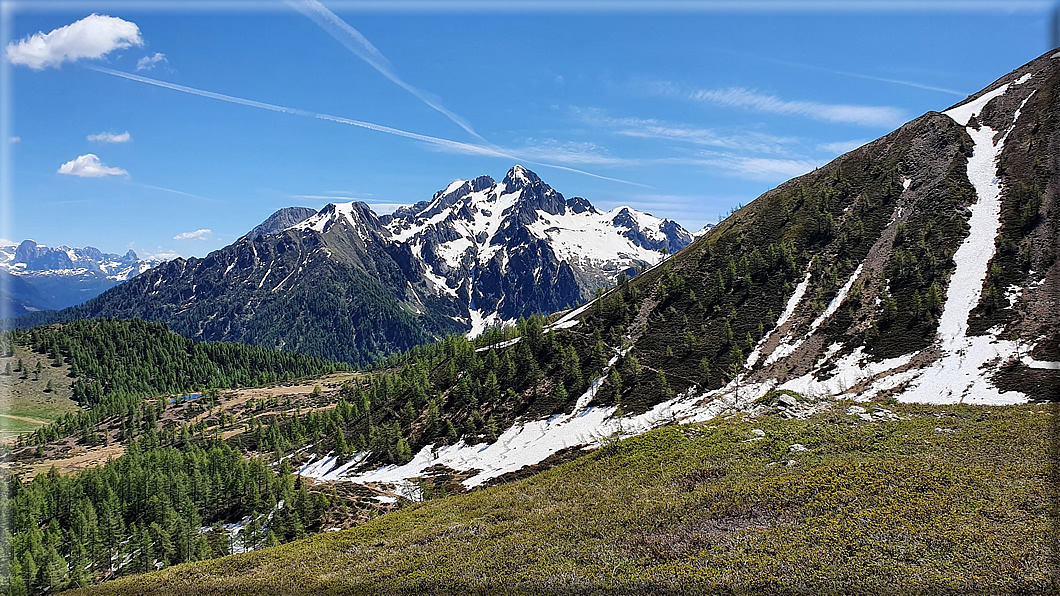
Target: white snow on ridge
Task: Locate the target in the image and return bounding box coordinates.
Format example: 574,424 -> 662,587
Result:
527,206 -> 671,267
944,83 -> 1010,127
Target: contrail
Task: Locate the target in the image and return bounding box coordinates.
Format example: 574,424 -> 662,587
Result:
86,65 -> 648,187
724,49 -> 968,98
287,0 -> 485,141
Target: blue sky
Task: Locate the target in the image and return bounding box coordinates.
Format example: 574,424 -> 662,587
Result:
1,1 -> 1052,259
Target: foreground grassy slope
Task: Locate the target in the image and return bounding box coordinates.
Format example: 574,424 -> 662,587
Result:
68,403 -> 1058,595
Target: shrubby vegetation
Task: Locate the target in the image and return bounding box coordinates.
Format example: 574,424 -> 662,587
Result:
60,403 -> 1057,595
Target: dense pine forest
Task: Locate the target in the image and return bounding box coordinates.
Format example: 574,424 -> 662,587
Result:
1,438 -> 327,595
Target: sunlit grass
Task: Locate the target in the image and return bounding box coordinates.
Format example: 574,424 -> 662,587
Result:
66,402 -> 1057,595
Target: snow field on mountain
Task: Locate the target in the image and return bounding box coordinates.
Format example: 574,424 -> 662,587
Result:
526,207 -> 671,266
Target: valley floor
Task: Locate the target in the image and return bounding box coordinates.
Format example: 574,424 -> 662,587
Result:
63,401 -> 1058,595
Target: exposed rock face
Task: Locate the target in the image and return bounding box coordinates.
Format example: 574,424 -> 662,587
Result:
380,165 -> 692,333
246,207 -> 318,240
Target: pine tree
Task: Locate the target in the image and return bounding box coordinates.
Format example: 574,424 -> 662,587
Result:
333,429 -> 349,459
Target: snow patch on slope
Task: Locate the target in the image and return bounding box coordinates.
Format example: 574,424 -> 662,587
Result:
749,268 -> 811,367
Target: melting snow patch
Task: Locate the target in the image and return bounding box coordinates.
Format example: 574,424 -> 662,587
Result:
809,264 -> 863,332
753,268 -> 812,367
897,91 -> 1027,405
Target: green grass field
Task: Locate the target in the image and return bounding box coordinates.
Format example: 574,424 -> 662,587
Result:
65,401 -> 1058,595
0,344 -> 82,443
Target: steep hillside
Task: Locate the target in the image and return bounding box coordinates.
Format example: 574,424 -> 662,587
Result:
286,50 -> 1059,490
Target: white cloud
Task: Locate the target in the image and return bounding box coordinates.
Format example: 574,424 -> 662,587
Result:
9,136 -> 19,144
817,139 -> 870,154
136,52 -> 167,71
655,82 -> 905,128
697,155 -> 820,180
5,14 -> 143,70
579,109 -> 798,155
87,131 -> 131,143
140,248 -> 182,261
57,153 -> 128,177
173,229 -> 212,241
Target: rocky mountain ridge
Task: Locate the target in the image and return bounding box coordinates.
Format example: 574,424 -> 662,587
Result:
11,167 -> 692,364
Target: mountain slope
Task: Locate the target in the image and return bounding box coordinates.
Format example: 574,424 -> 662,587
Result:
245,206 -> 318,240
45,204 -> 465,364
286,49 -> 1060,489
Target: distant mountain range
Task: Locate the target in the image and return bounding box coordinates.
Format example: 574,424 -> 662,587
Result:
0,241 -> 160,315
12,166 -> 692,363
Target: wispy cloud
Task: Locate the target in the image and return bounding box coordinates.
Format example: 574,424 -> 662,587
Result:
173,228 -> 212,241
512,139 -> 634,167
136,52 -> 167,71
57,153 -> 128,177
87,131 -> 131,143
5,14 -> 142,70
287,0 -> 483,140
817,139 -> 869,154
289,193 -> 372,202
9,137 -> 19,144
655,83 -> 905,128
577,108 -> 798,155
668,154 -> 820,181
87,65 -> 648,187
140,248 -> 182,261
365,202 -> 410,215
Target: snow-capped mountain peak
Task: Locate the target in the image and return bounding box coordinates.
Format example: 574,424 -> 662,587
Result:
378,166 -> 693,333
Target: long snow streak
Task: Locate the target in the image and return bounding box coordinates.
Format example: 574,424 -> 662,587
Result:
748,268 -> 810,367
809,263 -> 863,332
898,84 -> 1026,404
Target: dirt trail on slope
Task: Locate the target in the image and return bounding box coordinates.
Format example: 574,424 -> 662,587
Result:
0,413 -> 51,425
